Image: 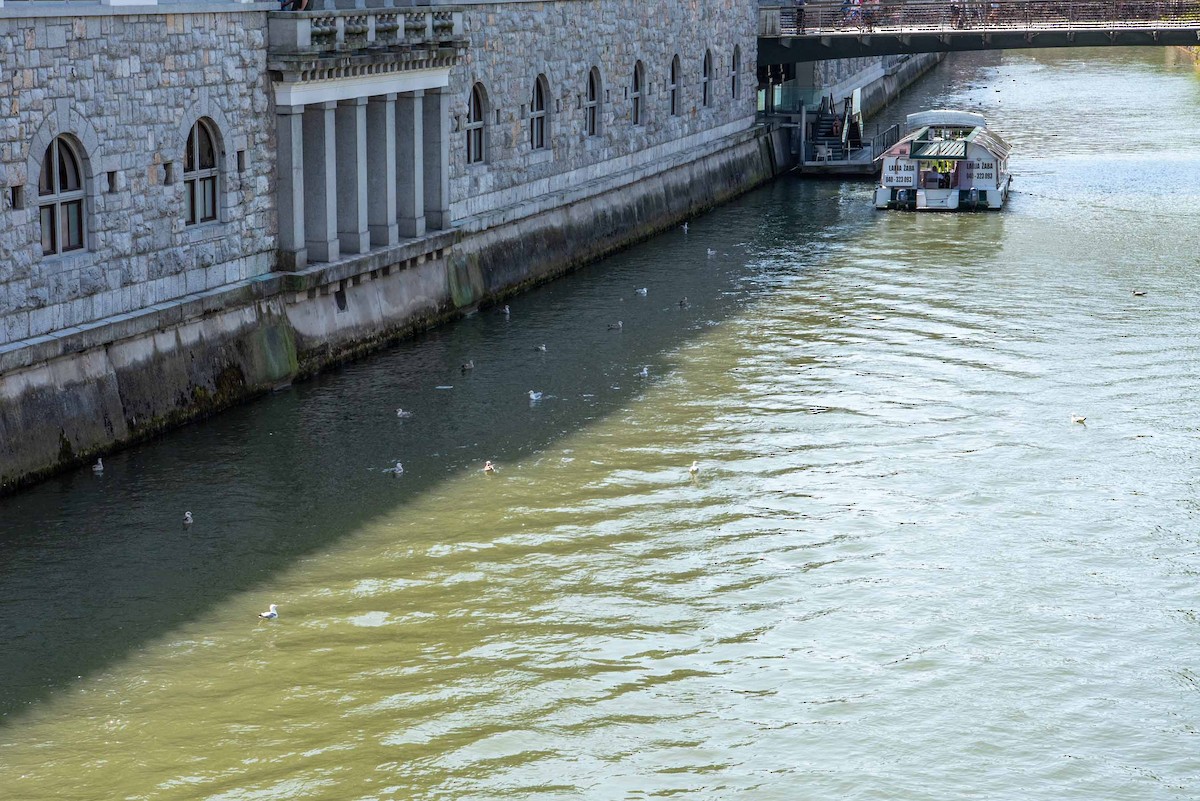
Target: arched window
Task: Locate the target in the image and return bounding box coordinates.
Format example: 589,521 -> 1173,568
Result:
669,55 -> 681,116
731,46 -> 741,100
530,74 -> 549,150
585,67 -> 601,137
184,119 -> 219,226
38,135 -> 85,255
631,61 -> 645,126
466,83 -> 486,164
702,50 -> 713,107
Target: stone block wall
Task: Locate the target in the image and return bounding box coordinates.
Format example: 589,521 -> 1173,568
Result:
0,8 -> 277,347
447,0 -> 759,221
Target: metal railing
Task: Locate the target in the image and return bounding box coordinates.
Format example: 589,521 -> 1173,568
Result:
768,0 -> 1200,36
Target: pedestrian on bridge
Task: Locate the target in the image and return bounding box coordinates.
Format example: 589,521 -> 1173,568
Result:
795,0 -> 807,33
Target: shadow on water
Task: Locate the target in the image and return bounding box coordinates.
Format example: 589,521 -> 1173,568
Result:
0,177 -> 858,723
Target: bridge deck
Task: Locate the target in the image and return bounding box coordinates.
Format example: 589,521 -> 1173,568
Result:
760,0 -> 1200,60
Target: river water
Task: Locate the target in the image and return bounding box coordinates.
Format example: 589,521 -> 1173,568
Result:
2,48 -> 1200,800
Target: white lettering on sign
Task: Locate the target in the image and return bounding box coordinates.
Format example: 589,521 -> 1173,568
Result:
882,158 -> 916,187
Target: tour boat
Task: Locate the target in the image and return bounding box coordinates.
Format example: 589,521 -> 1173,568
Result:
874,110 -> 1012,211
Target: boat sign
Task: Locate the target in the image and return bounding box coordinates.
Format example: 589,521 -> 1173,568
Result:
882,157 -> 916,187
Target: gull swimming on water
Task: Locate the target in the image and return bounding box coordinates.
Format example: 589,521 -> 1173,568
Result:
707,248 -> 717,258
461,360 -> 475,372
608,321 -> 623,330
258,604 -> 279,620
679,297 -> 689,308
483,460 -> 497,474
534,343 -> 547,352
396,408 -> 413,418
689,461 -> 700,476
92,458 -> 104,473
635,287 -> 648,296
1071,413 -> 1086,425
528,390 -> 543,401
183,511 -> 193,525
389,461 -> 405,475
681,222 -> 689,234
638,366 -> 649,378
503,304 -> 511,316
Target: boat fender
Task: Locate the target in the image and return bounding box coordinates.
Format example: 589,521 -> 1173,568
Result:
897,188 -> 908,204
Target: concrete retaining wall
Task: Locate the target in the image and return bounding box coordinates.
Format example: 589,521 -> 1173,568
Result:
0,125 -> 785,492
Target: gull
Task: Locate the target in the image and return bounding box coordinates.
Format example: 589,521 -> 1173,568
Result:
608,321 -> 623,330
534,343 -> 547,352
679,297 -> 689,308
528,390 -> 543,401
92,458 -> 104,474
396,408 -> 413,418
635,287 -> 648,296
483,460 -> 497,474
689,461 -> 700,476
258,604 -> 279,620
638,366 -> 649,378
1133,290 -> 1146,297
707,248 -> 717,257
502,304 -> 511,316
389,461 -> 405,475
681,222 -> 689,234
1071,414 -> 1086,425
183,511 -> 193,525
461,359 -> 475,372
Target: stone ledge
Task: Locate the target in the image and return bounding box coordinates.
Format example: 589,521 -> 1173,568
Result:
0,230 -> 457,375
0,2 -> 275,19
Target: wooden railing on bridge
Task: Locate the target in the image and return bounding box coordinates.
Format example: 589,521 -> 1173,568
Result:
767,0 -> 1200,36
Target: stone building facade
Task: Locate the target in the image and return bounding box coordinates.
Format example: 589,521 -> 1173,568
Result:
0,0 -> 783,490
446,0 -> 758,223
0,5 -> 277,347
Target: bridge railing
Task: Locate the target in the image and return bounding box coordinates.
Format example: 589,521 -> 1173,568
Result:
771,0 -> 1200,36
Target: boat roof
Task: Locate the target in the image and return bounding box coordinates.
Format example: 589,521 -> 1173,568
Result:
906,109 -> 987,130
881,125 -> 1012,161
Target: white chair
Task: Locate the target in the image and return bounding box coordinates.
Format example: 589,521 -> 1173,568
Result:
814,144 -> 831,163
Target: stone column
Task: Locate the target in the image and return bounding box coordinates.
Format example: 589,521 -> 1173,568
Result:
275,104 -> 307,271
422,88 -> 451,230
396,90 -> 426,238
335,97 -> 370,255
302,101 -> 339,263
366,93 -> 399,247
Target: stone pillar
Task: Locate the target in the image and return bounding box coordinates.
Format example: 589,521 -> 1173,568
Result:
335,97 -> 370,255
302,101 -> 339,263
275,105 -> 307,271
422,88 -> 451,230
396,90 -> 426,238
366,94 -> 399,247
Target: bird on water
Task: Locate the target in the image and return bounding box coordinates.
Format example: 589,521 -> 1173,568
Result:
461,360 -> 475,372
608,321 -> 623,330
689,461 -> 700,476
92,458 -> 104,473
483,460 -> 497,474
1133,290 -> 1146,297
528,390 -> 543,401
681,222 -> 689,234
534,343 -> 547,352
638,366 -> 649,378
635,287 -> 648,296
1071,413 -> 1086,425
183,511 -> 193,525
396,408 -> 413,418
259,604 -> 279,620
390,461 -> 405,475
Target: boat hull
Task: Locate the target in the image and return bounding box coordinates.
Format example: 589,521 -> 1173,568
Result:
874,175 -> 1011,211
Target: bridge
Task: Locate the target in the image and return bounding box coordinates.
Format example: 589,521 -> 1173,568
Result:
759,0 -> 1200,61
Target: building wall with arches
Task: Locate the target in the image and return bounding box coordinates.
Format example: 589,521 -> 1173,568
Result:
0,8 -> 275,346
446,0 -> 758,222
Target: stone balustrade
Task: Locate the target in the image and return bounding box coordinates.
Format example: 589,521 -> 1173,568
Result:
270,6 -> 463,56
